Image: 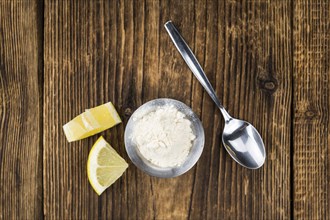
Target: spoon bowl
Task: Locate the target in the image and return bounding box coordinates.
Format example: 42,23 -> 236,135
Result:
222,118 -> 265,169
165,21 -> 266,169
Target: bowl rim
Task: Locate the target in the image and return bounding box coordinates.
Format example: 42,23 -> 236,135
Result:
124,98 -> 205,178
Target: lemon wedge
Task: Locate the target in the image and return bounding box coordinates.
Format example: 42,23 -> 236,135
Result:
87,136 -> 128,195
63,102 -> 121,142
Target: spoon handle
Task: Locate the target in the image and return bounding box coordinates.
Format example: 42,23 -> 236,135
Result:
164,21 -> 231,122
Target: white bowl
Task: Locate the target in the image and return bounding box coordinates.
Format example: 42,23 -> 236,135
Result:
124,98 -> 205,178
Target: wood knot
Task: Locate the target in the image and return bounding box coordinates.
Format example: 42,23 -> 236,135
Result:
124,108 -> 132,116
264,81 -> 276,90
304,110 -> 316,119
258,78 -> 278,94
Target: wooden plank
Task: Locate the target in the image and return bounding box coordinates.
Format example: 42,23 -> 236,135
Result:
0,0 -> 43,219
43,0 -> 150,219
186,0 -> 292,219
155,0 -> 196,219
44,0 -> 292,219
293,1 -> 330,219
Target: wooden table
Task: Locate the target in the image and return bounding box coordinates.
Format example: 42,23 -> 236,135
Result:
1,0 -> 329,219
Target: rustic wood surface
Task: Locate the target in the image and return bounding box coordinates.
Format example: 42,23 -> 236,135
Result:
0,0 -> 329,219
293,0 -> 330,219
0,0 -> 43,219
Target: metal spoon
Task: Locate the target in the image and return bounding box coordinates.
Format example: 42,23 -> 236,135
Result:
165,21 -> 266,169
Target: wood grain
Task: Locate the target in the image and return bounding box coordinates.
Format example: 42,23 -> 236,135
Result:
293,0 -> 330,219
0,0 -> 43,219
43,0 -> 292,219
0,0 -> 329,219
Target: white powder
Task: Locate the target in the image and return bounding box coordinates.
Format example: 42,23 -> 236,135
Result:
131,105 -> 196,168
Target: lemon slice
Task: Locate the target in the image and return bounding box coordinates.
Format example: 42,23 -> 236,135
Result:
87,136 -> 128,195
63,102 -> 121,142
85,102 -> 122,133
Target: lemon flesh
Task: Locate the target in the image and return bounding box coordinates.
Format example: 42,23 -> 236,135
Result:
63,102 -> 121,142
87,136 -> 128,195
